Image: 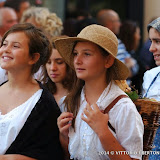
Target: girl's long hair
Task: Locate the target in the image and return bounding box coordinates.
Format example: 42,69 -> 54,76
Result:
43,63 -> 76,94
119,20 -> 139,52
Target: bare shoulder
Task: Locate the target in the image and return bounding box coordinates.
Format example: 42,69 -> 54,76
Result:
0,81 -> 41,115
0,81 -> 9,98
0,82 -> 12,114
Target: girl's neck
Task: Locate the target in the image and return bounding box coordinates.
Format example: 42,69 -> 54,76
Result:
54,83 -> 69,105
84,80 -> 108,105
7,70 -> 36,90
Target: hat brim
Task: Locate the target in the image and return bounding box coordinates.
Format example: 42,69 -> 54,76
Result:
55,37 -> 129,80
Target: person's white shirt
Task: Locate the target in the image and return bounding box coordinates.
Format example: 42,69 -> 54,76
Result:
142,66 -> 160,101
0,89 -> 42,154
60,81 -> 144,160
0,67 -> 7,85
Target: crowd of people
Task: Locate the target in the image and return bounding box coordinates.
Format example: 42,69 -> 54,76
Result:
0,0 -> 160,160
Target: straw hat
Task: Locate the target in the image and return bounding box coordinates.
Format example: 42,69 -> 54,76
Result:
55,24 -> 129,80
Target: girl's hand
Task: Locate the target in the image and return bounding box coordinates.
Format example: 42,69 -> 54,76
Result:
81,103 -> 109,135
57,112 -> 73,139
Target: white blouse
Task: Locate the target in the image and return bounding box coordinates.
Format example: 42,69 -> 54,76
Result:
61,81 -> 144,160
0,89 -> 43,154
0,67 -> 7,85
142,66 -> 160,101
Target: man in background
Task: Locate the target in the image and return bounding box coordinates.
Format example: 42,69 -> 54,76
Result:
96,9 -> 121,36
4,0 -> 30,22
0,7 -> 17,40
0,7 -> 17,84
97,9 -> 139,86
0,0 -> 6,7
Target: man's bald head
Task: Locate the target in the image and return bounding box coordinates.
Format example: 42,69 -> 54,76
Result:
97,9 -> 121,35
0,7 -> 18,36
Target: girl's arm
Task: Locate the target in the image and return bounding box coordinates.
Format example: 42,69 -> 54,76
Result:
57,112 -> 73,160
97,126 -> 138,160
81,103 -> 139,160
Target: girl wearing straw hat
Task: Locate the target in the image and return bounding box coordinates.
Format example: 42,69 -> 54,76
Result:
56,24 -> 143,160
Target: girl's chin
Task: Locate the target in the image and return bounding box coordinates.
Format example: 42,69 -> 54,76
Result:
0,65 -> 7,70
155,61 -> 160,66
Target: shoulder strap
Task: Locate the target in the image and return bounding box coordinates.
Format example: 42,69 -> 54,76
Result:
104,95 -> 128,114
104,95 -> 128,133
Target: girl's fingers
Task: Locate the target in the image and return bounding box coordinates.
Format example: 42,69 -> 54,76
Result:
60,118 -> 73,127
57,113 -> 73,137
92,103 -> 100,111
83,107 -> 90,117
60,123 -> 72,133
57,112 -> 73,124
81,112 -> 88,122
59,112 -> 73,120
85,103 -> 92,111
82,103 -> 101,120
57,112 -> 73,132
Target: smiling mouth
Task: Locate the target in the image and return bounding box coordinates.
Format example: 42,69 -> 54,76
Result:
2,56 -> 13,61
154,55 -> 160,59
4,57 -> 11,59
2,56 -> 13,60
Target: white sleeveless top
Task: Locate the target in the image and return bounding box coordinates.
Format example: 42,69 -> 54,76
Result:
0,89 -> 43,154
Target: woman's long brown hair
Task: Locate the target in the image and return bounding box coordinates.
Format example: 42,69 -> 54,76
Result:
42,38 -> 76,94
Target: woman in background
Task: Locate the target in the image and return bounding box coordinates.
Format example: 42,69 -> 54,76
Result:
20,6 -> 63,38
20,6 -> 63,82
43,36 -> 76,106
118,20 -> 140,87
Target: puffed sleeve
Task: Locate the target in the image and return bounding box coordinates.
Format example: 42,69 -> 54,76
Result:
109,98 -> 144,160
